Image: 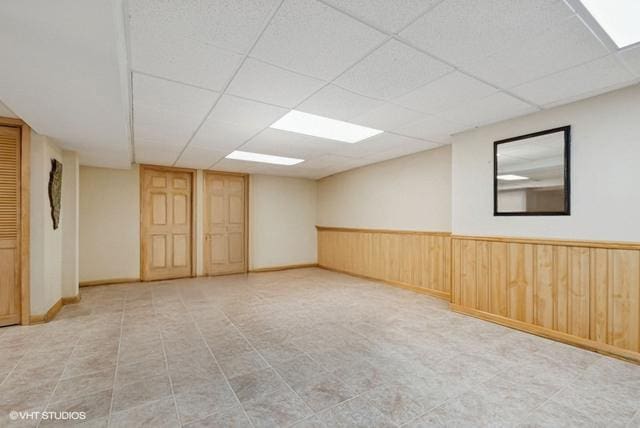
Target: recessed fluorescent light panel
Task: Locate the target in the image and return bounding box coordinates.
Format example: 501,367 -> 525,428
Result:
225,150 -> 303,166
580,0 -> 640,47
497,174 -> 529,181
270,110 -> 383,143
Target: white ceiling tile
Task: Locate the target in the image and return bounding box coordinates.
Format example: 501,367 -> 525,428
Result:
335,39 -> 452,99
462,16 -> 609,88
251,0 -> 387,80
0,100 -> 17,118
250,166 -> 290,176
134,144 -> 180,166
175,146 -> 226,170
227,58 -> 325,107
275,167 -> 329,179
394,71 -> 497,114
350,103 -> 423,130
190,93 -> 289,154
0,2 -> 130,168
512,56 -> 635,106
128,0 -> 281,54
299,154 -> 360,169
189,120 -> 256,152
130,31 -> 243,91
306,169 -> 342,179
297,85 -> 385,121
210,157 -> 276,174
620,45 -> 640,75
240,128 -> 338,160
400,0 -> 575,66
331,132 -> 437,157
209,95 -> 288,132
438,92 -> 538,127
392,115 -> 468,143
133,73 -> 218,150
363,142 -> 440,162
305,157 -> 377,177
322,0 -> 441,33
78,148 -> 131,169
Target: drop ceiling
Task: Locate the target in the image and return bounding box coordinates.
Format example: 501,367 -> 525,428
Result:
0,0 -> 639,178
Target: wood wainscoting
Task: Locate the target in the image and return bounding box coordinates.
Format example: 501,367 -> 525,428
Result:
249,263 -> 318,273
451,235 -> 640,363
317,226 -> 451,299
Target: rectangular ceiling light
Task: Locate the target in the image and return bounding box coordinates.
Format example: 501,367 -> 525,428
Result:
580,0 -> 640,47
225,150 -> 304,166
497,174 -> 529,181
270,110 -> 383,143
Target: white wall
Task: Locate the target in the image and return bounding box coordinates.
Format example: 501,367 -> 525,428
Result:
249,175 -> 317,269
30,133 -> 79,314
61,150 -> 79,298
79,165 -> 140,282
317,145 -> 452,231
78,168 -> 319,280
452,84 -> 640,242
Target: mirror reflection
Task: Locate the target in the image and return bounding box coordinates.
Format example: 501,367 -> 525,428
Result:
495,127 -> 570,215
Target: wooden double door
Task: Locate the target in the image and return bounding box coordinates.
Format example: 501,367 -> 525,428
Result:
204,172 -> 247,276
141,166 -> 194,281
140,168 -> 247,281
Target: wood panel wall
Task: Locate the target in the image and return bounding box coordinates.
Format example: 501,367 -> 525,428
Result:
317,226 -> 451,299
451,235 -> 640,362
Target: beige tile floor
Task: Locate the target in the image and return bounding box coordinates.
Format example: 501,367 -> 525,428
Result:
0,268 -> 639,427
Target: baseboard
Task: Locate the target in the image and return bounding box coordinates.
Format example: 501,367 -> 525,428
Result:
62,294 -> 81,305
249,263 -> 318,273
449,303 -> 640,365
30,298 -> 63,324
29,293 -> 82,325
318,265 -> 451,301
80,277 -> 140,287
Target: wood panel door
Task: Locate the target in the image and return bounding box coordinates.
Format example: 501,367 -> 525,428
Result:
0,126 -> 21,326
141,166 -> 194,281
204,172 -> 247,276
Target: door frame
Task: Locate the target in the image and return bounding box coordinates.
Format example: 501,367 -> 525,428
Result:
203,170 -> 249,276
139,164 -> 197,281
0,117 -> 30,325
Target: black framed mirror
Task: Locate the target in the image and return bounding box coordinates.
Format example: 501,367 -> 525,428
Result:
494,126 -> 570,216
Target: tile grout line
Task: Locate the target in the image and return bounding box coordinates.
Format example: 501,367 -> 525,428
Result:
0,347 -> 26,389
4,272 -> 637,427
214,306 -> 317,426
374,329 -> 527,427
400,348 -> 607,427
219,284 -> 396,427
398,368 -> 508,428
343,322 -> 470,428
152,288 -> 185,427
174,288 -> 257,428
510,355 -> 605,425
105,293 -> 127,426
33,327 -> 83,428
36,324 -> 85,427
